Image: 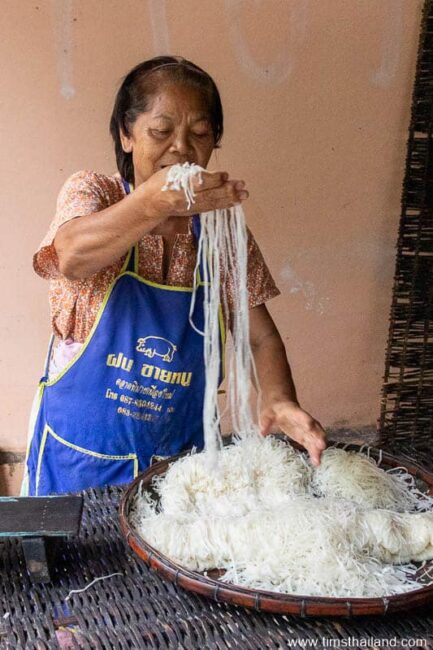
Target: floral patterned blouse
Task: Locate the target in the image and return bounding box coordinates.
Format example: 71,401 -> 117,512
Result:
34,171 -> 280,343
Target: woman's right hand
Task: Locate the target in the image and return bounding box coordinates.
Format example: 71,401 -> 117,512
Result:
136,167 -> 249,219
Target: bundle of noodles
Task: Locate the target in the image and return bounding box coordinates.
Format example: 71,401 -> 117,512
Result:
153,436 -> 311,518
311,448 -> 431,512
358,510 -> 433,564
132,486 -> 433,596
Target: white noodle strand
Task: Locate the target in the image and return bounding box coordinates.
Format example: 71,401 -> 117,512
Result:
163,163 -> 260,457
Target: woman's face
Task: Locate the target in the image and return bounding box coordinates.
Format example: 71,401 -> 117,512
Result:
120,84 -> 216,186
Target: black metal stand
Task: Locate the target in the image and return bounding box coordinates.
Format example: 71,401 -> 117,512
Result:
0,495 -> 83,583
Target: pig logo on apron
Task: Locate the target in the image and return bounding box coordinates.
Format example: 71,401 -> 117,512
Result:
136,336 -> 178,363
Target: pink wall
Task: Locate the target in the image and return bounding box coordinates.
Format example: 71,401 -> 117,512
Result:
0,0 -> 422,492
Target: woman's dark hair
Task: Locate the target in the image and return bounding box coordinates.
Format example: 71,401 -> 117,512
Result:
109,56 -> 224,183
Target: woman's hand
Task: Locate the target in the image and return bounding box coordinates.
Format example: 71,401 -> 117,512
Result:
249,304 -> 326,466
260,400 -> 327,466
137,166 -> 249,219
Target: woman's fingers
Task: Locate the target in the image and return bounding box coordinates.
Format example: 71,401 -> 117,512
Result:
260,412 -> 274,437
303,427 -> 327,467
151,167 -> 249,216
193,180 -> 249,212
260,402 -> 328,467
194,172 -> 248,199
192,170 -> 228,191
272,407 -> 327,466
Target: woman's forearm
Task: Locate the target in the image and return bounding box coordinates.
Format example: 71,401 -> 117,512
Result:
249,304 -> 326,463
252,332 -> 298,405
54,169 -> 247,280
252,334 -> 298,405
54,185 -> 165,280
249,304 -> 298,406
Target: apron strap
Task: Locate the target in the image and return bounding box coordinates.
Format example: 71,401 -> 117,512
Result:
124,245 -> 139,273
191,214 -> 205,284
121,178 -> 138,273
42,334 -> 56,381
191,214 -> 201,240
122,177 -> 132,195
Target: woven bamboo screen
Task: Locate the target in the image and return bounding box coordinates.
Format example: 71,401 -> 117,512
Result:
379,0 -> 433,455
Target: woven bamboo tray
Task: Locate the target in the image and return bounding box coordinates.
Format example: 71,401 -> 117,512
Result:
119,441 -> 433,618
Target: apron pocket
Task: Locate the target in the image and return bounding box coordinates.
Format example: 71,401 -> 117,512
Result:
36,425 -> 138,495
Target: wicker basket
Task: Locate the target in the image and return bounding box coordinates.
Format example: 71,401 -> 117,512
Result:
119,441 -> 433,617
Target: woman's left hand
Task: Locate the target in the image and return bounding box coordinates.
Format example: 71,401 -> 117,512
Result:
260,400 -> 327,466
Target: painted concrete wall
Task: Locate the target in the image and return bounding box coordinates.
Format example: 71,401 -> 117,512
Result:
0,0 -> 422,493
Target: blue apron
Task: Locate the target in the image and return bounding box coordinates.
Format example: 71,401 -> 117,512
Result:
25,184 -> 224,495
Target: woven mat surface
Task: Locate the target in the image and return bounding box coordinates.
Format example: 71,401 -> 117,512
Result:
1,485 -> 433,650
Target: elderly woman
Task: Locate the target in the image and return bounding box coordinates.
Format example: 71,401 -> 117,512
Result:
23,56 -> 326,496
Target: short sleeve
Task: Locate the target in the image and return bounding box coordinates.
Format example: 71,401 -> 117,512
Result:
246,228 -> 280,308
33,170 -> 119,280
224,228 -> 280,317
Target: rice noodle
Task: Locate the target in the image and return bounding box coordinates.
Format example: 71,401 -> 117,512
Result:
163,163 -> 260,459
161,161 -> 203,210
153,436 -> 311,519
143,164 -> 433,598
131,436 -> 433,597
312,448 -> 432,512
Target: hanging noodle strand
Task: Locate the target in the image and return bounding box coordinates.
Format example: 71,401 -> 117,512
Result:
163,164 -> 260,458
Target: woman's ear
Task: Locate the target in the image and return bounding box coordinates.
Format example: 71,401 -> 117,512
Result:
120,129 -> 133,153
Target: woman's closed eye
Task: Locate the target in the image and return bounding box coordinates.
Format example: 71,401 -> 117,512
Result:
192,130 -> 212,139
150,128 -> 171,139
151,129 -> 211,139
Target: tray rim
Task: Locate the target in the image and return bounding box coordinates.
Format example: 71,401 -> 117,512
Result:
119,439 -> 433,617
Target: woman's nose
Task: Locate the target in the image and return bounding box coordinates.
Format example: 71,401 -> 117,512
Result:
169,130 -> 192,155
